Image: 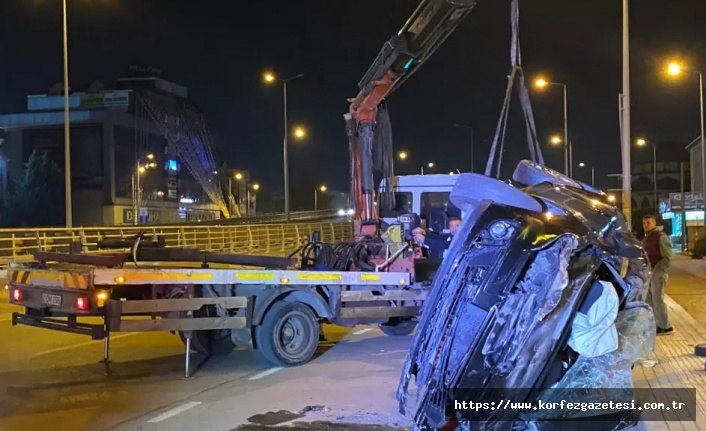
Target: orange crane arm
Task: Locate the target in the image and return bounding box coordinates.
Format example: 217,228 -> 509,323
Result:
344,0 -> 480,236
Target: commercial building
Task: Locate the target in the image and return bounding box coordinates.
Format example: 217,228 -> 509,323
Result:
0,76 -> 222,226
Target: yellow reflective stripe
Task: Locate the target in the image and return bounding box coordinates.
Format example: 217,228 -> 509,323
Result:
296,273 -> 342,281
236,272 -> 275,281
19,270 -> 89,289
361,273 -> 381,281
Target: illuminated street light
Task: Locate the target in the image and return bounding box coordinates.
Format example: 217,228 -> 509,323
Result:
636,137 -> 657,213
667,62 -> 682,76
550,135 -> 562,145
534,77 -> 548,88
138,166 -> 146,174
421,162 -> 434,175
662,58 -> 705,233
315,185 -> 327,210
147,153 -> 155,160
293,126 -> 307,139
535,76 -> 570,175
262,70 -> 304,220
398,151 -> 408,160
578,162 -> 595,186
252,183 -> 260,191
263,71 -> 276,83
235,172 -> 243,180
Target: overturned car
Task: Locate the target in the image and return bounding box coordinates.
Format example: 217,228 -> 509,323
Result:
397,160 -> 656,430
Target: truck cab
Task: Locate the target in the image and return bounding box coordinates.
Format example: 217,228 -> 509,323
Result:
377,173 -> 463,232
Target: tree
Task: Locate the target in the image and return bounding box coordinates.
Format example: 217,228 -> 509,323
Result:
1,150 -> 65,227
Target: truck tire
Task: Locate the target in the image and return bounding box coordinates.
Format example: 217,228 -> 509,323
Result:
256,301 -> 320,367
379,319 -> 417,336
178,306 -> 236,356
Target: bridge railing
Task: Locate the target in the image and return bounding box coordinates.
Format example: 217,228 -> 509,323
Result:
0,219 -> 354,267
185,209 -> 342,226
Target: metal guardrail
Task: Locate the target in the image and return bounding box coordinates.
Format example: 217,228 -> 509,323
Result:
0,220 -> 354,267
187,209 -> 343,226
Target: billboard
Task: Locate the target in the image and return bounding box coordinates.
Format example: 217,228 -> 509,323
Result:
668,192 -> 704,211
79,90 -> 131,109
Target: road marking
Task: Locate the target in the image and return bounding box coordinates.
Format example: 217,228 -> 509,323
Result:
28,333 -> 140,358
248,367 -> 283,380
352,328 -> 371,335
147,401 -> 202,423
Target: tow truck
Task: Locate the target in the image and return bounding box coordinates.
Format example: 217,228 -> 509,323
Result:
7,0 -> 479,377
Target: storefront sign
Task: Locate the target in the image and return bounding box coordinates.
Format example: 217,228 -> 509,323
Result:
668,192 -> 704,211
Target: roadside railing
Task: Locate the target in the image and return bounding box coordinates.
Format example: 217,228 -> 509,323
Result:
186,209 -> 343,226
0,220 -> 354,267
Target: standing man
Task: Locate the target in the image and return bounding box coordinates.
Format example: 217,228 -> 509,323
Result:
642,214 -> 674,334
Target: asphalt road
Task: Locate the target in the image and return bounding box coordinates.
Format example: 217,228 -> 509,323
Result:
0,260 -> 703,431
0,287 -> 410,431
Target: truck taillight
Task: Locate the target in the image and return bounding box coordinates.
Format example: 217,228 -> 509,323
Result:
75,297 -> 89,310
12,288 -> 22,302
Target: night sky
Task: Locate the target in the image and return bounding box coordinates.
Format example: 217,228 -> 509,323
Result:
1,0 -> 705,194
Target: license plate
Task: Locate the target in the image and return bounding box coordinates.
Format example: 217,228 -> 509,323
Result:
41,293 -> 62,307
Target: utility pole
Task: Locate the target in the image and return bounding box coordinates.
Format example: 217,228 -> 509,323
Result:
620,0 -> 632,225
62,0 -> 73,228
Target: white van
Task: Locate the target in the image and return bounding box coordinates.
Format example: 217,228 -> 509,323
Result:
377,173 -> 463,232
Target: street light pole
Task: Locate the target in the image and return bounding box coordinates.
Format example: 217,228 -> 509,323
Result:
283,79 -> 289,219
699,71 -> 706,234
62,0 -> 73,228
620,0 -> 632,224
562,84 -> 569,177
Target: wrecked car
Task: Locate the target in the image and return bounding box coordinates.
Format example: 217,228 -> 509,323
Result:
396,160 -> 656,430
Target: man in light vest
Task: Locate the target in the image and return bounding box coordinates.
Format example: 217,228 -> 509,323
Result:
642,214 -> 674,335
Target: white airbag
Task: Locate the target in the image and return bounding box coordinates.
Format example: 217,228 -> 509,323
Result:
568,280 -> 620,358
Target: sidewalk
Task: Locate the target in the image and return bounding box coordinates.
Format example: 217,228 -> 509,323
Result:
634,256 -> 706,430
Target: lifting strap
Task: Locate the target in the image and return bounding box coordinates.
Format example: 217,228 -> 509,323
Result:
484,0 -> 544,178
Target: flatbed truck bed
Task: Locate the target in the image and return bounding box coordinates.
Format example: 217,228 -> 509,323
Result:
7,239 -> 431,376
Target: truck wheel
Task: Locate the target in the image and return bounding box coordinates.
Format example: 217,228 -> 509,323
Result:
256,301 -> 320,367
178,306 -> 236,356
379,319 -> 417,336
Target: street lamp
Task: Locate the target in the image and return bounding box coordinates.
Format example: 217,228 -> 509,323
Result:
62,0 -> 72,227
665,60 -> 705,232
578,162 -> 595,186
248,183 -> 260,216
535,76 -> 570,176
263,70 -> 304,221
421,162 -> 434,175
293,126 -> 307,140
229,172 -> 246,216
315,185 -> 327,210
549,135 -> 573,175
398,151 -> 408,160
636,137 -> 658,213
132,153 -> 156,225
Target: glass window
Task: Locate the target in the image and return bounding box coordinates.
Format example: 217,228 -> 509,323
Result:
378,192 -> 413,218
420,192 -> 461,229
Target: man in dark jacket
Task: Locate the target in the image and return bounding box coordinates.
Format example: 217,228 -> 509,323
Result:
413,213 -> 461,259
642,214 -> 674,334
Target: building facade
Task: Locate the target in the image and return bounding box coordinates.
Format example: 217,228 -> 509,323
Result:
0,77 -> 221,226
